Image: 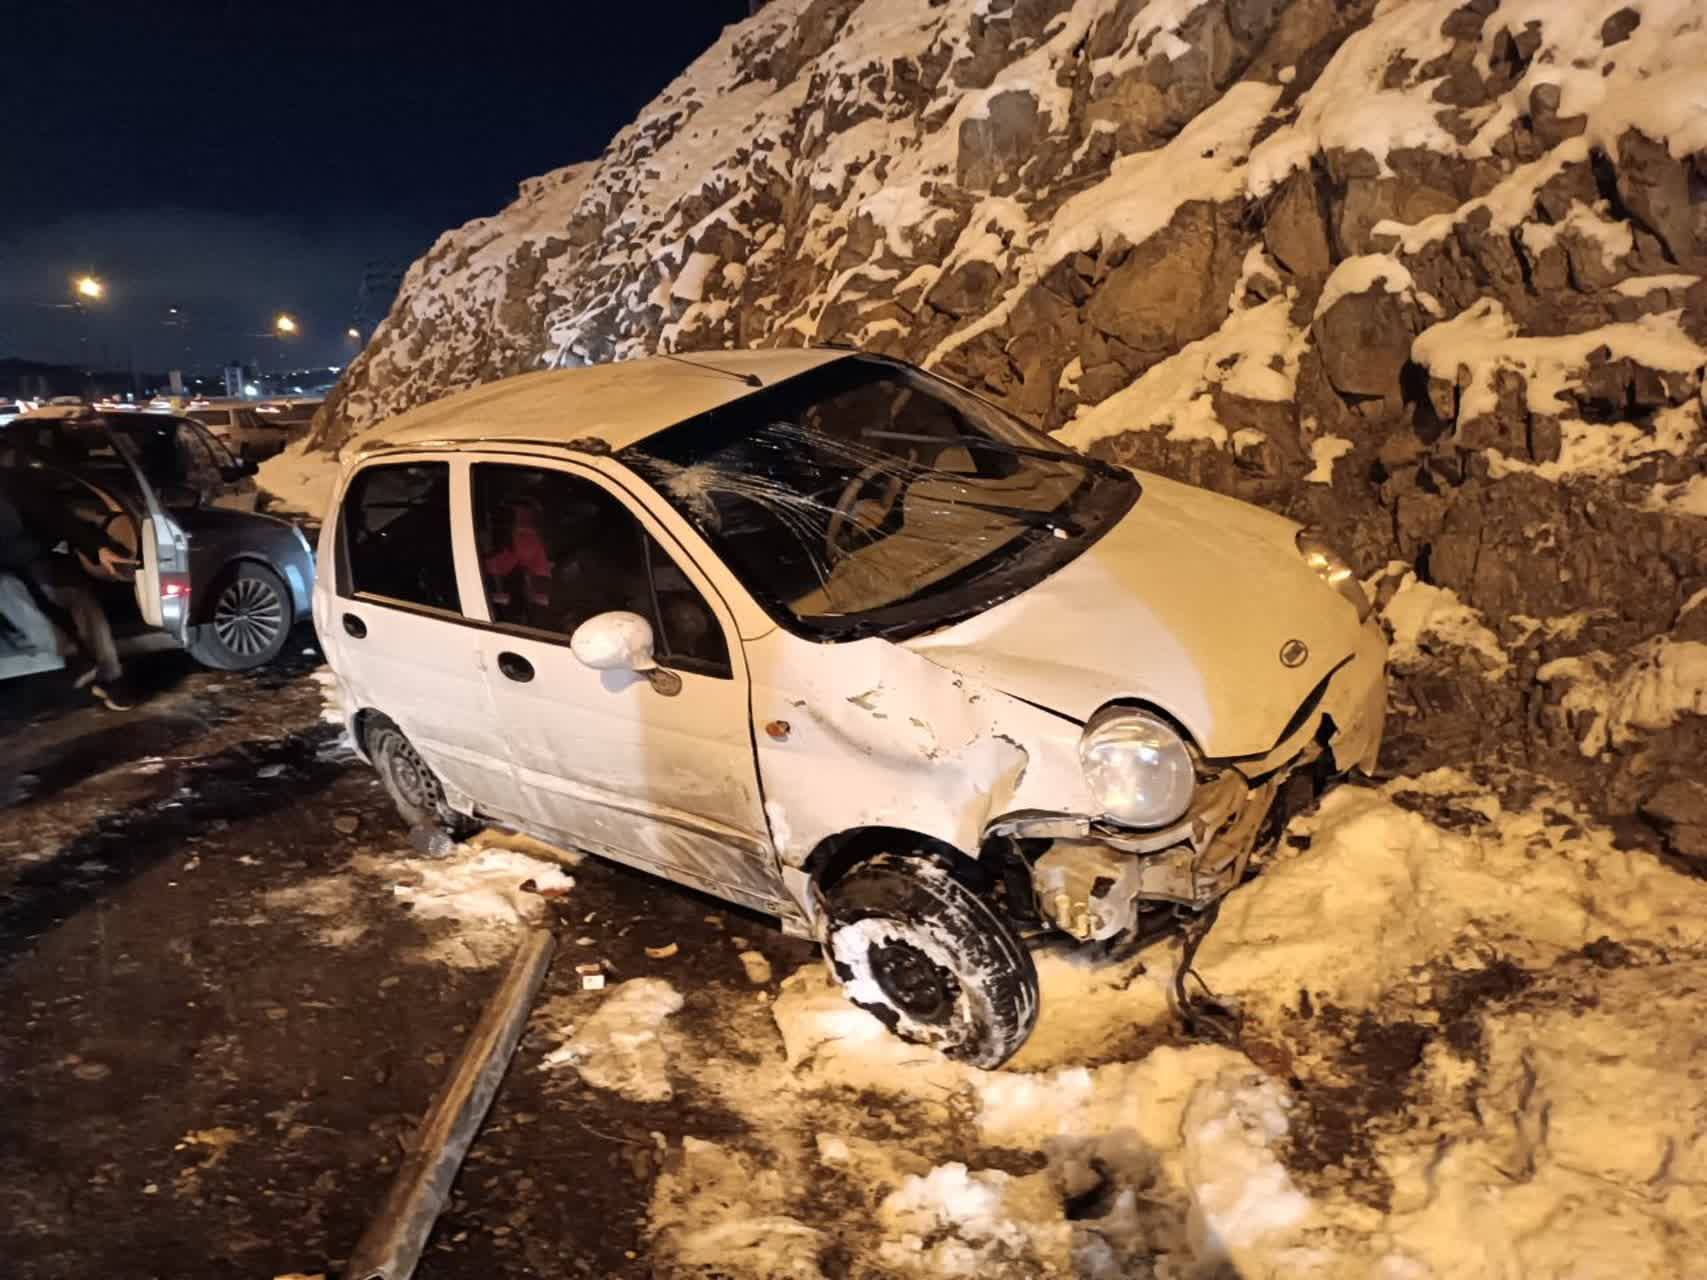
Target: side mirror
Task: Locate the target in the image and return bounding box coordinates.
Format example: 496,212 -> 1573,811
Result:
570,611 -> 681,696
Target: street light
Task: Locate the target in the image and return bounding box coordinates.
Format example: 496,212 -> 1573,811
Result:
67,274 -> 107,384
275,313 -> 299,336
346,327 -> 360,340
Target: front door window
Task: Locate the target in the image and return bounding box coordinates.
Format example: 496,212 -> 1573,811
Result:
471,463 -> 729,676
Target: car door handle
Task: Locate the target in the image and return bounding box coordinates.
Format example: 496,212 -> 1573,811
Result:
342,612 -> 366,638
496,651 -> 534,683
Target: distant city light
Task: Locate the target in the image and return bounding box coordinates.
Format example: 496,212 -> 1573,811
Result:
74,274 -> 105,301
243,383 -> 259,397
274,313 -> 299,336
347,327 -> 360,339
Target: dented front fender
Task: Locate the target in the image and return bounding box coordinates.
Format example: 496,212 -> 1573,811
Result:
745,629 -> 1092,876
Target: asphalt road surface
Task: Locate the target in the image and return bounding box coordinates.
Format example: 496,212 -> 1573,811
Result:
0,639 -> 812,1279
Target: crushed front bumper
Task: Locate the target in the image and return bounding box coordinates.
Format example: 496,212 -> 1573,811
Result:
990,623 -> 1387,942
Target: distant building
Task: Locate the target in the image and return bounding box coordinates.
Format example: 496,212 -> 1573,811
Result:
223,363 -> 256,398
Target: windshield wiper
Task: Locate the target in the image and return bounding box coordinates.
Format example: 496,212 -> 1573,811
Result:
862,429 -> 1127,478
917,494 -> 1085,536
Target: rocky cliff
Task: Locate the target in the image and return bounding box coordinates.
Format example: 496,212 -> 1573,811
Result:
312,0 -> 1707,851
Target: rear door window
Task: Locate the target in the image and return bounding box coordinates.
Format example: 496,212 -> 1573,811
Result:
471,462 -> 730,677
339,461 -> 460,612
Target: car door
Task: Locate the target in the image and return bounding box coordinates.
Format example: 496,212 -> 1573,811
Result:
462,455 -> 786,914
326,456 -> 515,813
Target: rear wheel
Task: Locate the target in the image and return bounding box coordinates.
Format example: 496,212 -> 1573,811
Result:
824,852 -> 1038,1068
188,563 -> 290,670
364,716 -> 481,846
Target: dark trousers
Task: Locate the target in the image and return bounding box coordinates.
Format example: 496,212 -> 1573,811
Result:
13,557 -> 122,682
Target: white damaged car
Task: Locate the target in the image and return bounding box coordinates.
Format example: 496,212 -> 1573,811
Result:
315,349 -> 1386,1065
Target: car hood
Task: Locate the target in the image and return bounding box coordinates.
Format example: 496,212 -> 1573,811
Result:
901,470 -> 1364,759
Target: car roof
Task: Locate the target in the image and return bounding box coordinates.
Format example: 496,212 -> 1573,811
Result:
14,403 -> 92,421
12,407 -> 189,428
355,348 -> 850,457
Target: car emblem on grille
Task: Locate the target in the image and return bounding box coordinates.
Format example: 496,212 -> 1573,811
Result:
1279,639 -> 1309,668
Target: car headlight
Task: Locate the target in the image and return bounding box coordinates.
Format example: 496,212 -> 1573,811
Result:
1078,706 -> 1196,829
1296,529 -> 1372,622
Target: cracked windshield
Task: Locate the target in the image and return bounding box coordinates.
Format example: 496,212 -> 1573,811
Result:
624,356 -> 1137,637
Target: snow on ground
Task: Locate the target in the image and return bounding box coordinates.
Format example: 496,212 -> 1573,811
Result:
252,753 -> 1707,1274
255,441 -> 341,518
612,770 -> 1707,1278
378,841 -> 574,968
264,830 -> 576,968
538,978 -> 685,1102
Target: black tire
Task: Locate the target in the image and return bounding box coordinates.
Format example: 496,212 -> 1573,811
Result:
188,563 -> 291,670
824,852 -> 1038,1068
364,716 -> 481,845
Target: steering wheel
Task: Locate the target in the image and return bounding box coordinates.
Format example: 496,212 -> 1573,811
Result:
824,458 -> 913,562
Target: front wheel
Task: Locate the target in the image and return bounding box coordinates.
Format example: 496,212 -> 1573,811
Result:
824,853 -> 1038,1068
189,563 -> 291,670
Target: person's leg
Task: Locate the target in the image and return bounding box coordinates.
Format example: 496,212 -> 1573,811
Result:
29,562 -> 121,682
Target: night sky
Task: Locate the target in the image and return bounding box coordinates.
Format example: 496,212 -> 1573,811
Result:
0,0 -> 749,374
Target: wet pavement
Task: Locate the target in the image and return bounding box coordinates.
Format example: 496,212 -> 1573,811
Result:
0,643 -> 812,1278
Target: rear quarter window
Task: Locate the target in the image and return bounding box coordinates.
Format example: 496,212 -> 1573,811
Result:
337,461 -> 460,612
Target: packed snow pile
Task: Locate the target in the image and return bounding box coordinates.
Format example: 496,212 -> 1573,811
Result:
538,977 -> 684,1102
620,769 -> 1707,1278
299,0 -> 1707,845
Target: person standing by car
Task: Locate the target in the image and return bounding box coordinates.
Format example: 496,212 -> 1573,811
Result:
0,468 -> 139,710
